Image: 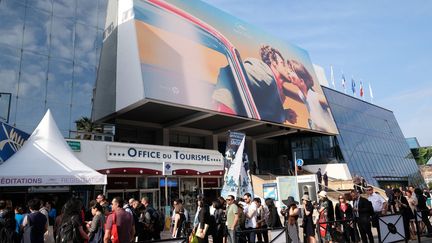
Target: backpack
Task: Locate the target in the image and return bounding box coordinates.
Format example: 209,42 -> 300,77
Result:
150,209 -> 164,232
0,210 -> 18,243
56,216 -> 79,243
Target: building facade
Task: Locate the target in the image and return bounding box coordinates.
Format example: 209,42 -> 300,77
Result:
322,87 -> 421,187
0,0 -> 423,204
0,0 -> 107,136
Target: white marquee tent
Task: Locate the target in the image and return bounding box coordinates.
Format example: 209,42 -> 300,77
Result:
0,110 -> 107,186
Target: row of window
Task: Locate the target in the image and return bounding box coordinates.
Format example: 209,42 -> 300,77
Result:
323,87 -> 419,186
0,0 -> 107,136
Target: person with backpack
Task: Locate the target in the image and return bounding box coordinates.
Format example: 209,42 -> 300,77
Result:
140,197 -> 161,241
21,199 -> 47,243
56,198 -> 89,243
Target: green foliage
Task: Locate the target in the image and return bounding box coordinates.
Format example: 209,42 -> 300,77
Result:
428,181 -> 432,189
413,146 -> 432,165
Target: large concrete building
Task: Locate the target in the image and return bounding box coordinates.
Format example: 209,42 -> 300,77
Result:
0,0 -> 422,209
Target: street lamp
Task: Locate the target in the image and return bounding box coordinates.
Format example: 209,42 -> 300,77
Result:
0,92 -> 12,123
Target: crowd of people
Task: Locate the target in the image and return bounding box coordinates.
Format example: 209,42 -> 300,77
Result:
0,195 -> 168,243
1,184 -> 432,243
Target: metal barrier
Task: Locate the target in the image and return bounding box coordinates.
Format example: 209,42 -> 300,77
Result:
140,238 -> 188,243
234,226 -> 288,243
414,209 -> 432,243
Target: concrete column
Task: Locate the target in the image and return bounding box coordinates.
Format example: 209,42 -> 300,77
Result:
212,134 -> 218,150
251,139 -> 258,174
162,128 -> 169,146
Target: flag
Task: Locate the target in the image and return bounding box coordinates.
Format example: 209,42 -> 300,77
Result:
360,81 -> 364,98
221,131 -> 254,198
351,77 -> 356,95
330,65 -> 335,88
369,82 -> 374,103
341,74 -> 346,93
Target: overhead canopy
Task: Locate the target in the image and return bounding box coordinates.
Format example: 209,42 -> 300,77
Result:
0,110 -> 107,186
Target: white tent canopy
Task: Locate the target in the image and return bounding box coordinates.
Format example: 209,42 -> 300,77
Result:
0,110 -> 107,186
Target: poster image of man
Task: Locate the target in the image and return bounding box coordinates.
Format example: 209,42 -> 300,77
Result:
133,0 -> 338,134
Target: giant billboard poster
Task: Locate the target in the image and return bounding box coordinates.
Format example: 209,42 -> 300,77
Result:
132,0 -> 338,134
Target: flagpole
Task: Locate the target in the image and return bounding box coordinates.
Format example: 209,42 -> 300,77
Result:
330,65 -> 335,88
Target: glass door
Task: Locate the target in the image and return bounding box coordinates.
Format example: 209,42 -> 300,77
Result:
139,189 -> 160,210
180,178 -> 199,216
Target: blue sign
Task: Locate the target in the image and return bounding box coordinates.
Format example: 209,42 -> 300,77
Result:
0,122 -> 30,164
296,159 -> 304,167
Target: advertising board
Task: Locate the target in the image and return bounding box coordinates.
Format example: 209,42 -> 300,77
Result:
130,0 -> 338,134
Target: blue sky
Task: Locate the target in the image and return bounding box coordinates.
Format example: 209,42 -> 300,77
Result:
203,0 -> 432,146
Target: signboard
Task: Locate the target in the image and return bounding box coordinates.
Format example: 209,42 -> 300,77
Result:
163,161 -> 173,176
277,176 -> 298,203
263,183 -> 278,200
0,122 -> 30,164
67,141 -> 81,152
378,214 -> 406,243
129,0 -> 338,134
296,159 -> 304,167
277,174 -> 319,204
297,174 -> 319,203
107,177 -> 136,189
107,144 -> 223,165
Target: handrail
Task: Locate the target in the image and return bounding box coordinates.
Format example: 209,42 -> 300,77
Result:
317,182 -> 345,195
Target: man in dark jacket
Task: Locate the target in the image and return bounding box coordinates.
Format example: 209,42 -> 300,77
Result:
22,199 -> 47,243
351,190 -> 374,243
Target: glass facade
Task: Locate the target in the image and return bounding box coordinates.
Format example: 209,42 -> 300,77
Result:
406,137 -> 420,149
322,87 -> 421,186
0,0 -> 107,136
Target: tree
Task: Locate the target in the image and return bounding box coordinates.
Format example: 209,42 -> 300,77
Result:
74,117 -> 94,139
413,146 -> 432,165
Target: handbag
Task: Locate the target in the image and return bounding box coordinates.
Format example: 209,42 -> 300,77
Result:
89,217 -> 104,243
21,215 -> 33,243
44,225 -> 55,243
195,223 -> 209,239
188,231 -> 198,243
110,213 -> 119,243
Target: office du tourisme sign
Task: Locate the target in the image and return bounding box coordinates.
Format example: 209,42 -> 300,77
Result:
107,144 -> 223,165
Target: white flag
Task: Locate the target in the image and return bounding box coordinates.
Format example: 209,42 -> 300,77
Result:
221,134 -> 253,198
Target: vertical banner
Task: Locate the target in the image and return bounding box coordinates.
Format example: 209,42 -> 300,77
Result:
0,122 -> 30,164
221,131 -> 253,198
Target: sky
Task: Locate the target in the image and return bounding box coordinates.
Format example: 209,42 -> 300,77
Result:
203,0 -> 432,146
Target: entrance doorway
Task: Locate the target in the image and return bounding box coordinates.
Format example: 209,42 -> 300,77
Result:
140,189 -> 160,210
106,189 -> 139,201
